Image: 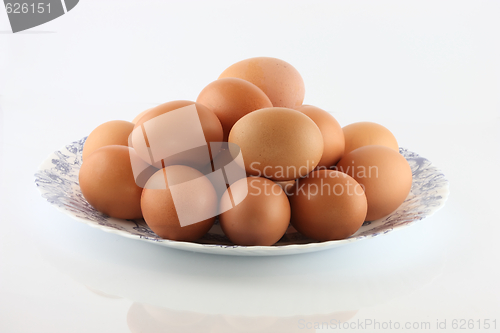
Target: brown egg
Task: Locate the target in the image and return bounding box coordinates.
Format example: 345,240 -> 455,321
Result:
228,107 -> 323,181
289,170 -> 367,241
199,147 -> 247,202
134,101 -> 222,143
219,177 -> 290,246
342,121 -> 399,155
131,100 -> 223,169
295,105 -> 345,168
336,145 -> 412,221
131,108 -> 152,124
274,179 -> 296,196
219,57 -> 305,109
82,120 -> 134,161
197,77 -> 273,141
141,165 -> 217,242
79,145 -> 143,219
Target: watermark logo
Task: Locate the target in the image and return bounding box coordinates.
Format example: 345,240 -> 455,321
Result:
3,0 -> 79,33
128,104 -> 248,227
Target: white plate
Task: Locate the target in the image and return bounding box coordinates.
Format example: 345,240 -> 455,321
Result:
35,137 -> 449,256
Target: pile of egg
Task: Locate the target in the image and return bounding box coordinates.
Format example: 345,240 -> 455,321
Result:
79,57 -> 412,246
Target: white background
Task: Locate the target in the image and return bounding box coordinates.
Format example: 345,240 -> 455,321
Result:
1,1 -> 499,332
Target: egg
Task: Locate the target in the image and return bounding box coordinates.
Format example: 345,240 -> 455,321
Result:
342,121 -> 399,155
199,146 -> 247,201
228,107 -> 323,181
200,148 -> 235,175
295,105 -> 345,168
336,145 -> 412,221
131,108 -> 152,124
219,57 -> 305,109
219,177 -> 290,246
131,100 -> 223,169
79,145 -> 143,219
196,77 -> 273,141
141,165 -> 217,241
274,179 -> 296,195
289,170 -> 367,241
82,120 -> 135,160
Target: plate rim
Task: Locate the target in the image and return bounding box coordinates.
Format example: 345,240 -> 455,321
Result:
35,138 -> 450,256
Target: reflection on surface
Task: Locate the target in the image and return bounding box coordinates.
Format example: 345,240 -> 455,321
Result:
85,285 -> 123,299
127,303 -> 207,331
32,209 -> 445,328
127,302 -> 358,333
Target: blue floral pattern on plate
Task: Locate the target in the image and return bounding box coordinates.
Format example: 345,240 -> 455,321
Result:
34,138 -> 449,256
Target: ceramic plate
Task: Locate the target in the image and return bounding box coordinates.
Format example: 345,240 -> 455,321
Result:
35,137 -> 449,256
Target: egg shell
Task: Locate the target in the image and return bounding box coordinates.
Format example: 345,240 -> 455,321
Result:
132,108 -> 152,124
79,145 -> 143,219
132,100 -> 223,169
141,165 -> 217,242
295,105 -> 345,168
219,57 -> 305,109
336,145 -> 412,221
82,120 -> 135,161
289,170 -> 367,241
134,100 -> 222,144
219,177 -> 290,246
228,107 -> 323,181
274,179 -> 296,196
342,121 -> 399,155
197,77 -> 273,141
